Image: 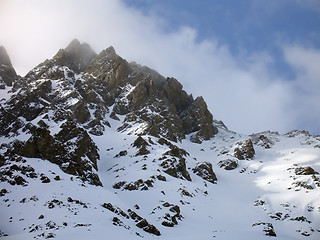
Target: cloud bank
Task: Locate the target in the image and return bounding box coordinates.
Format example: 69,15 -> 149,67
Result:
0,0 -> 319,134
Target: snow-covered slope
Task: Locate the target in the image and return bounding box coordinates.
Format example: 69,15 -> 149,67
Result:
0,40 -> 320,240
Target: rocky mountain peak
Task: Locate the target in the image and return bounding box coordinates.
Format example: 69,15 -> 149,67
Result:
0,40 -> 219,188
104,46 -> 117,57
0,46 -> 17,87
53,39 -> 97,73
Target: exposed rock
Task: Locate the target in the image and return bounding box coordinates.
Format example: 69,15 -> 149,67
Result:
102,202 -> 160,236
136,219 -> 161,236
160,156 -> 191,181
295,166 -> 318,175
114,150 -> 128,158
16,123 -> 102,186
0,40 -> 220,190
3,40 -> 219,149
0,107 -> 25,137
133,136 -> 150,148
160,202 -> 183,227
0,46 -> 17,86
217,159 -> 238,170
178,188 -> 193,197
164,145 -> 189,158
18,127 -> 57,160
252,222 -> 277,237
102,202 -> 129,219
181,96 -> 218,143
40,174 -> 50,183
234,147 -> 245,160
286,130 -> 310,138
0,188 -> 8,197
128,209 -> 143,222
251,134 -> 273,149
193,162 -> 217,183
132,136 -> 150,156
123,179 -> 153,191
234,139 -> 255,160
53,39 -> 97,74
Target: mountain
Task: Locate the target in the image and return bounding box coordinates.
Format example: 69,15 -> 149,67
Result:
0,46 -> 17,88
0,40 -> 320,240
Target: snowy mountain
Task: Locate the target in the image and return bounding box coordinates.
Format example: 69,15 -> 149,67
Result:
0,40 -> 320,240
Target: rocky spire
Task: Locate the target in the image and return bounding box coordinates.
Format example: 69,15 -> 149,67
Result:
53,39 -> 97,73
0,46 -> 17,87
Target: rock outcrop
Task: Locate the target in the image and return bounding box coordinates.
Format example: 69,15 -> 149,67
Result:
234,139 -> 255,160
192,162 -> 217,183
0,46 -> 17,87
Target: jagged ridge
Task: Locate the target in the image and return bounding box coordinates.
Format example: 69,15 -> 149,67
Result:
0,40 -> 218,186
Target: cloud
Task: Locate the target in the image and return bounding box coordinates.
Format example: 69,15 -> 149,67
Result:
283,45 -> 320,133
0,0 -> 319,134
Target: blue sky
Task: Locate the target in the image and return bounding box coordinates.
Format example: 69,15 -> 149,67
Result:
0,0 -> 320,135
124,0 -> 320,78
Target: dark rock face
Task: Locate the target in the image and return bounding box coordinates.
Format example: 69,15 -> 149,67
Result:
54,39 -> 97,74
192,162 -> 217,183
234,139 -> 255,160
159,145 -> 191,181
161,158 -> 191,181
181,96 -> 217,143
0,46 -> 17,87
132,136 -> 150,156
16,123 -> 101,186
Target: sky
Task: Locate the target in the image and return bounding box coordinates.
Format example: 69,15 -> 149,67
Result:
0,0 -> 320,135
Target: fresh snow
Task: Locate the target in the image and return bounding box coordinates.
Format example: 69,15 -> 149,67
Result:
1,119 -> 320,239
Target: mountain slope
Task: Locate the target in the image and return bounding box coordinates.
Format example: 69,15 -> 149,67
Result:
0,40 -> 320,240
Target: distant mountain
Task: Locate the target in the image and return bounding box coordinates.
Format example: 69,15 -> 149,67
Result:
0,40 -> 319,240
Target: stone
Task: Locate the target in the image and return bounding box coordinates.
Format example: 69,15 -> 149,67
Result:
218,159 -> 238,170
234,139 -> 255,160
295,166 -> 318,175
192,162 -> 217,183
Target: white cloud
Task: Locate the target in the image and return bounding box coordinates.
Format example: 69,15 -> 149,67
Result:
0,0 -> 318,134
283,45 -> 320,133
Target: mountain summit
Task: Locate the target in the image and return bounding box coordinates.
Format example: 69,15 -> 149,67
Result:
53,39 -> 97,73
0,41 -> 319,240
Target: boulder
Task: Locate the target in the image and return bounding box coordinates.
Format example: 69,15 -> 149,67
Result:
234,139 -> 255,160
218,159 -> 238,170
193,162 -> 217,183
295,166 -> 318,175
